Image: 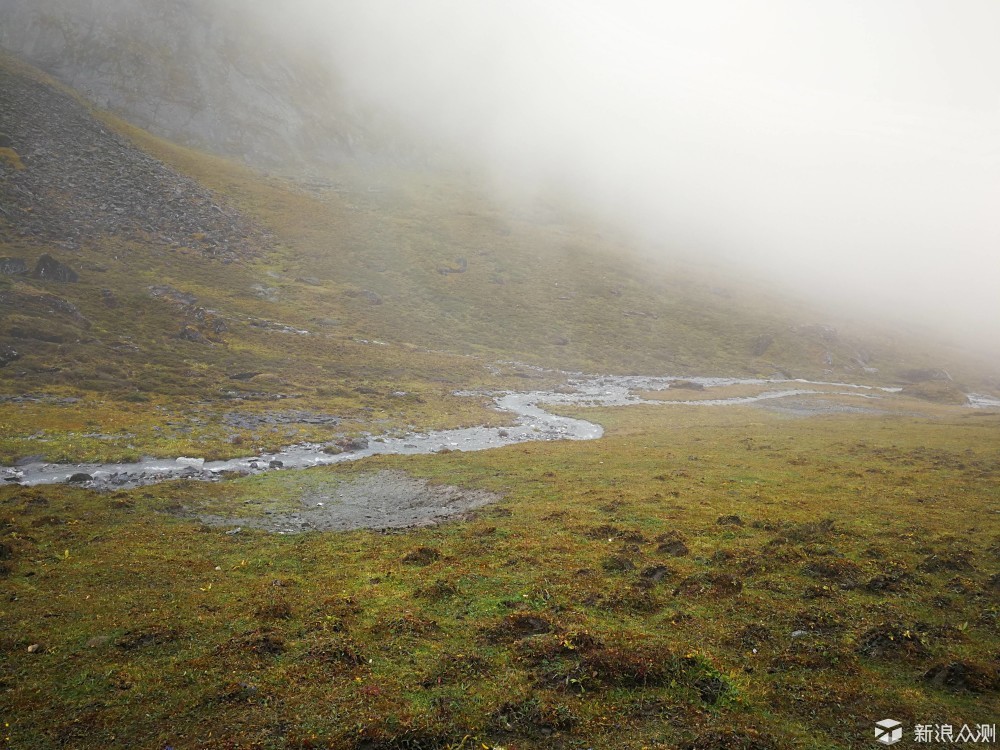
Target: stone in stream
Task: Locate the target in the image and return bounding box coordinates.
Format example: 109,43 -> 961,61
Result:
68,473 -> 93,483
337,436 -> 369,452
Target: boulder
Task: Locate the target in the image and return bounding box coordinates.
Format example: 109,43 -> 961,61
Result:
751,333 -> 774,356
178,325 -> 208,343
32,254 -> 79,283
0,257 -> 28,275
337,436 -> 369,452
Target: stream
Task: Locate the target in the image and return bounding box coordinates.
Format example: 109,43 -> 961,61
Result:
1,374 -> 991,490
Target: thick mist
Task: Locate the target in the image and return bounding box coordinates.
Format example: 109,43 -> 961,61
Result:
239,1 -> 1000,352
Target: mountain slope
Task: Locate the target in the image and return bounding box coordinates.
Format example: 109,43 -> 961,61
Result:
0,0 -> 403,168
0,53 -> 993,466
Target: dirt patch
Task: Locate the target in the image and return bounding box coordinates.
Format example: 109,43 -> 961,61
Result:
200,469 -> 502,533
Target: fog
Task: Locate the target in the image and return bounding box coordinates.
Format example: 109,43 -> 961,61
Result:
242,1 -> 1000,350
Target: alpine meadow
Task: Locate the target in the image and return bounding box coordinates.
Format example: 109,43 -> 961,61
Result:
0,2 -> 998,749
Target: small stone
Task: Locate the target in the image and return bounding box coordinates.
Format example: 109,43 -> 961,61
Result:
68,472 -> 93,483
27,643 -> 43,653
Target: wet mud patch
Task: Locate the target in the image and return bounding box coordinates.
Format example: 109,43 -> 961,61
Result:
199,469 -> 502,533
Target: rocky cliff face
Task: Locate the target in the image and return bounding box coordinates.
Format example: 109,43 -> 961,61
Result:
0,0 -> 399,169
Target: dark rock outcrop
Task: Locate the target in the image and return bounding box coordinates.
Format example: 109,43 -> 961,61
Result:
0,257 -> 27,275
0,345 -> 19,366
751,333 -> 774,356
32,253 -> 78,282
100,288 -> 119,308
178,326 -> 208,343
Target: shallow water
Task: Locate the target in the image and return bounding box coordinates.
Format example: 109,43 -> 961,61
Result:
0,374 -> 975,489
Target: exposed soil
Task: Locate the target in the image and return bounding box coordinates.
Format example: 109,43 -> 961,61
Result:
197,469 -> 502,532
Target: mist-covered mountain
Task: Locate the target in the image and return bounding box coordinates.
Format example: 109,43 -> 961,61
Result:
0,0 -> 994,397
0,0 -> 410,169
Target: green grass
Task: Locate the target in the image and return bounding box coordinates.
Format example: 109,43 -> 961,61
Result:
3,405 -> 998,749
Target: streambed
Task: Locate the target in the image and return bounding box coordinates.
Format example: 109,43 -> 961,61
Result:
0,374 -> 949,490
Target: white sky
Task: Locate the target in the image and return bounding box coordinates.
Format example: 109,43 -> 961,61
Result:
247,1 -> 1000,347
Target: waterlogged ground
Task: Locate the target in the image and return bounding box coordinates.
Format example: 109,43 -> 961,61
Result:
1,373 -> 911,492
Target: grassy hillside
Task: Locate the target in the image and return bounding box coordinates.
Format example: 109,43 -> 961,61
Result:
5,52 -> 978,466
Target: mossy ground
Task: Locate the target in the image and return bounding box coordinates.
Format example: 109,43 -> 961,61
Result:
3,404 -> 998,749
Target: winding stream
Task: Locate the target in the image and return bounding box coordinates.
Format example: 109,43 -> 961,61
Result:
2,374 -> 990,490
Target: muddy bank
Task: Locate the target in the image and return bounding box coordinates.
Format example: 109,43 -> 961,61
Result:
196,469 -> 501,533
